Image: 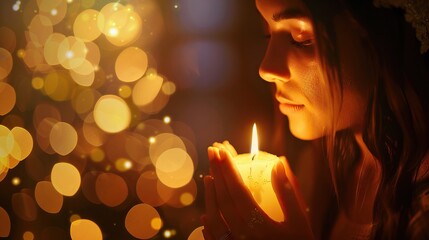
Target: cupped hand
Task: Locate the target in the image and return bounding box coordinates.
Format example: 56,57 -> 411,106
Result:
202,146 -> 314,240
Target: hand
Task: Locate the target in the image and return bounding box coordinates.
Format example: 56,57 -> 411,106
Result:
202,146 -> 314,240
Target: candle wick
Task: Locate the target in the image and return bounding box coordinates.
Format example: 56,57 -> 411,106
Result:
252,154 -> 256,160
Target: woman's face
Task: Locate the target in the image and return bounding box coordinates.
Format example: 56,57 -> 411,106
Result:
256,0 -> 372,140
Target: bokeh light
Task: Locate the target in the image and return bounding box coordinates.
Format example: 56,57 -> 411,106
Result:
49,122 -> 78,156
70,219 -> 102,240
73,9 -> 102,42
0,207 -> 11,237
51,162 -> 81,196
10,127 -> 33,161
93,95 -> 131,133
125,203 -> 162,239
97,3 -> 142,46
11,191 -> 38,221
35,181 -> 63,213
0,83 -> 16,116
188,226 -> 204,240
132,71 -> 164,107
155,148 -> 194,188
115,46 -> 148,82
95,172 -> 128,207
0,48 -> 13,80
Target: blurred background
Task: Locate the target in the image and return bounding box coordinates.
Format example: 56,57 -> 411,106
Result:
0,0 -> 304,239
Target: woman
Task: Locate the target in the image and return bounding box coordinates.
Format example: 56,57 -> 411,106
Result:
202,0 -> 429,239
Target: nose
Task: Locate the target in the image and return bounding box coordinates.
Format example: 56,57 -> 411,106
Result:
258,40 -> 291,83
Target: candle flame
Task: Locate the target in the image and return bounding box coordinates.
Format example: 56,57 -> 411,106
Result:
251,123 -> 259,156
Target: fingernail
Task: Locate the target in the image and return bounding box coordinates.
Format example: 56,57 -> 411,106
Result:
208,147 -> 214,160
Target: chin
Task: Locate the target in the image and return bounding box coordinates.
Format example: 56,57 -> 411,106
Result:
289,122 -> 325,141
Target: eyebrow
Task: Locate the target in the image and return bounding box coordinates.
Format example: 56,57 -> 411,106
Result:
272,8 -> 307,22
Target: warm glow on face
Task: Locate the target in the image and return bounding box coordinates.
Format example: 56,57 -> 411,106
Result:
251,123 -> 259,155
51,162 -> 81,196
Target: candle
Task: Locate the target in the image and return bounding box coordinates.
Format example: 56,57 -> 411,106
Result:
234,124 -> 284,222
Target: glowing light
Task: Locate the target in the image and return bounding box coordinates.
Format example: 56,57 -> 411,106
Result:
0,207 -> 11,237
35,181 -> 63,213
10,127 -> 33,161
118,85 -> 132,98
49,122 -> 78,156
93,95 -> 131,133
12,4 -> 20,11
43,33 -> 66,65
115,47 -> 148,83
73,9 -> 101,42
65,50 -> 74,59
155,148 -> 194,188
89,148 -> 104,162
0,83 -> 16,116
180,192 -> 194,206
149,137 -> 156,144
108,27 -> 118,37
51,8 -> 58,16
11,192 -> 38,221
132,73 -> 164,107
163,229 -> 176,238
32,77 -> 44,89
251,123 -> 258,155
70,214 -> 81,222
125,204 -> 162,239
115,158 -> 132,172
97,3 -> 142,46
0,48 -> 13,81
70,219 -> 102,240
11,177 -> 20,186
23,231 -> 34,240
188,226 -> 204,240
136,171 -> 165,207
51,162 -> 81,196
0,125 -> 13,158
163,116 -> 171,124
162,81 -> 176,95
95,173 -> 128,207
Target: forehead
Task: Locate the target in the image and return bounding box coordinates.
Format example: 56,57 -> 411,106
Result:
255,0 -> 309,20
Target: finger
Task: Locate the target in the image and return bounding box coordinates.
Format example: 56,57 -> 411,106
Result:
217,148 -> 270,226
280,157 -> 307,212
271,160 -> 307,225
209,147 -> 248,234
222,140 -> 238,157
204,175 -> 229,238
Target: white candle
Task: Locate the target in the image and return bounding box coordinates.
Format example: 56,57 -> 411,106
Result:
234,124 -> 284,222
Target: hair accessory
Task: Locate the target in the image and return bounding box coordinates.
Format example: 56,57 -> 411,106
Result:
374,0 -> 429,54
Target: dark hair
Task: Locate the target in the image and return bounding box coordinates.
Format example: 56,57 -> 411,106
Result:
301,0 -> 429,238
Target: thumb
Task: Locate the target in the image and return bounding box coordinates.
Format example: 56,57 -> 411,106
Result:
271,158 -> 307,224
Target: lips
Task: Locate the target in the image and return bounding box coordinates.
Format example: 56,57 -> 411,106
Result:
275,94 -> 303,106
275,94 -> 305,113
